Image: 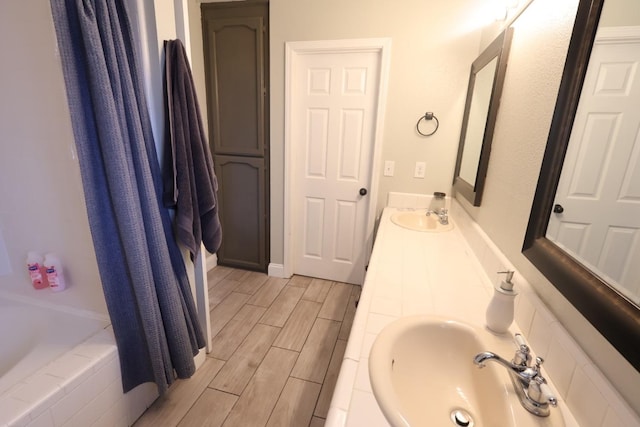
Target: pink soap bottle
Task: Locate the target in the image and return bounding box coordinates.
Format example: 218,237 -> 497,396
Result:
27,251 -> 49,290
44,253 -> 66,292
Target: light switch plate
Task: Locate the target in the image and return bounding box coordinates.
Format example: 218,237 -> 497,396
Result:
414,161 -> 426,178
384,160 -> 395,177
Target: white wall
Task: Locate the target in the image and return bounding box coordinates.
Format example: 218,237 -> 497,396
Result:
0,1 -> 106,315
457,0 -> 640,413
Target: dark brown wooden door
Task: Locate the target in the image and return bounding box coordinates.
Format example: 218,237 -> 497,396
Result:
215,156 -> 266,269
202,2 -> 269,271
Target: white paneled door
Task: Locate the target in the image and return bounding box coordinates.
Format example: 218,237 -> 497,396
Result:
547,32 -> 640,301
289,46 -> 383,285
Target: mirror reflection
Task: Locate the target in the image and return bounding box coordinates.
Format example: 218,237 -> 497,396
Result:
524,0 -> 640,371
545,1 -> 640,306
459,56 -> 498,184
453,28 -> 513,206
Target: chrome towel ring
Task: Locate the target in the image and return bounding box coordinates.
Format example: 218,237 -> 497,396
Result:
416,112 -> 439,137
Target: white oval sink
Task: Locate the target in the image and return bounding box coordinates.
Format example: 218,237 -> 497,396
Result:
369,316 -> 567,427
391,210 -> 454,232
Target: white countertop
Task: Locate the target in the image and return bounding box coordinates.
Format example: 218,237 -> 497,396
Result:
326,205 -> 577,427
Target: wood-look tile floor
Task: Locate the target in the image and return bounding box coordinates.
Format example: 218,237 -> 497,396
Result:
135,266 -> 360,427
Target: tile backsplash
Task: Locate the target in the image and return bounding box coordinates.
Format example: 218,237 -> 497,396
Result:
449,200 -> 640,427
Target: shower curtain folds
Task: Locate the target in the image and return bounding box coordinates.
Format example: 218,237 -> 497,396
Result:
49,0 -> 206,394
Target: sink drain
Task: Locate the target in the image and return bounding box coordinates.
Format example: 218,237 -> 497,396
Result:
450,408 -> 474,427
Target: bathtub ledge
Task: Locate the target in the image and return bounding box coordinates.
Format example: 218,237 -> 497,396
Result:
1,326 -> 157,427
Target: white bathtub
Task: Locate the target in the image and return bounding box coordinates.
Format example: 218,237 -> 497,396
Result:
0,296 -> 108,396
0,294 -> 158,427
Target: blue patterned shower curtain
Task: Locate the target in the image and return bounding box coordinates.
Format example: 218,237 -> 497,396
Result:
49,0 -> 206,394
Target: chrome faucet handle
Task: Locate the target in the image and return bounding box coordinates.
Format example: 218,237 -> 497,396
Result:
513,334 -> 531,366
528,377 -> 558,408
539,381 -> 558,407
514,333 -> 529,351
440,211 -> 449,224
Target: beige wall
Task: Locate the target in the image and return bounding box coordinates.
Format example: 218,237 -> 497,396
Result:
269,0 -> 494,264
188,0 -> 492,265
185,0 -> 639,410
600,0 -> 640,27
458,0 -> 640,412
0,0 -> 206,322
0,1 -> 106,314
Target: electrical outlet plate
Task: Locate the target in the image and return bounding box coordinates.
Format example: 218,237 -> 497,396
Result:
414,162 -> 426,178
384,160 -> 395,177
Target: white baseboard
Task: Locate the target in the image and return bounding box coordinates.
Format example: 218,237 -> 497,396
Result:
206,253 -> 217,272
268,263 -> 288,278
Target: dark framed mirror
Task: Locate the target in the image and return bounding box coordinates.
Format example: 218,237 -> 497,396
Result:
523,0 -> 640,370
453,28 -> 513,206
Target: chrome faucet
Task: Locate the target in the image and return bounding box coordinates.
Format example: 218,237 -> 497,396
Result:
473,351 -> 541,384
473,334 -> 557,417
426,208 -> 449,225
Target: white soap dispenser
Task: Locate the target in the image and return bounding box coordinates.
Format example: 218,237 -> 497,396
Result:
486,270 -> 517,334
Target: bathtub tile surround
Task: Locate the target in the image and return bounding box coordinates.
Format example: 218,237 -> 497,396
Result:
325,192 -> 639,427
0,323 -> 158,427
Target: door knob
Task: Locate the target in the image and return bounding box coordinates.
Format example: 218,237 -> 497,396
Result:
359,188 -> 368,196
553,204 -> 564,214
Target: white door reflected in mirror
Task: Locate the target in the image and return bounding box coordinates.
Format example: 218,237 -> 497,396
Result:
546,28 -> 640,306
